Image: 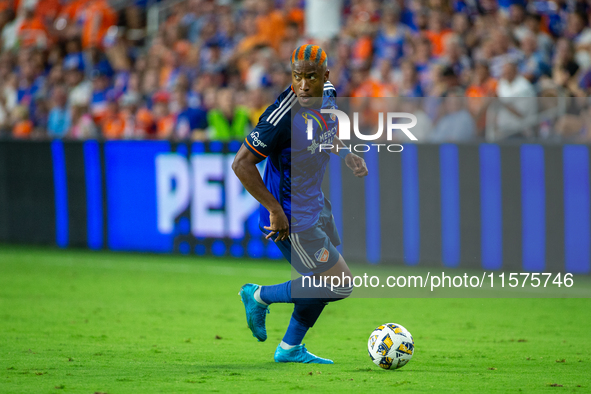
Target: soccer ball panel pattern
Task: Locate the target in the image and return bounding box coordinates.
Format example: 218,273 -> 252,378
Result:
367,323 -> 414,370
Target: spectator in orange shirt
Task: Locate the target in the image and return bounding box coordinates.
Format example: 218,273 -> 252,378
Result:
11,105 -> 33,139
369,59 -> 398,97
81,0 -> 117,49
135,107 -> 155,138
0,0 -> 12,13
159,50 -> 182,91
255,0 -> 285,50
58,0 -> 91,24
101,99 -> 124,139
466,62 -> 498,98
18,6 -> 48,48
424,10 -> 452,57
35,0 -> 61,23
466,62 -> 497,135
283,0 -> 303,30
152,91 -> 175,139
351,31 -> 373,70
118,93 -> 140,138
351,68 -> 389,98
235,13 -> 267,60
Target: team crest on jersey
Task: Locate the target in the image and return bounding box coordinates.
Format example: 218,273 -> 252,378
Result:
329,105 -> 336,121
314,247 -> 329,262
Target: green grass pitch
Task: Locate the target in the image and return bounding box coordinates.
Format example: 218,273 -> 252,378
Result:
1,246 -> 590,393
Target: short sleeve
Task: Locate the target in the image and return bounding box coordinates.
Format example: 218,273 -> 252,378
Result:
244,120 -> 281,160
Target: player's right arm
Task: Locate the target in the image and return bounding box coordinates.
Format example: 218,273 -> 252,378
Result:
231,122 -> 289,242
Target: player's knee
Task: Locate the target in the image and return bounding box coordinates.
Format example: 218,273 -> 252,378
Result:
321,255 -> 352,279
330,280 -> 353,301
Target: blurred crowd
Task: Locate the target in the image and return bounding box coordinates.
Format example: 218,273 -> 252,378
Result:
1,0 -> 591,142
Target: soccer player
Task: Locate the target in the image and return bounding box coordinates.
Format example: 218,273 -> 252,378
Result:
232,45 -> 368,364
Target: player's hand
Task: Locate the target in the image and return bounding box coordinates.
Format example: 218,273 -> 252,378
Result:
345,153 -> 368,178
264,208 -> 290,242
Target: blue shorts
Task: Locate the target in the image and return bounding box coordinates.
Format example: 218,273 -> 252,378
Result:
265,199 -> 342,275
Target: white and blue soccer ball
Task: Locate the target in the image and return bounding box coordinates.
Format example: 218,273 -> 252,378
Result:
367,323 -> 414,370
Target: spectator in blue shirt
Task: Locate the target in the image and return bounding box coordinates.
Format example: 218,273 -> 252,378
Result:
90,66 -> 114,123
399,60 -> 425,97
17,63 -> 43,112
63,38 -> 86,74
519,32 -> 550,82
174,88 -> 207,140
430,88 -> 476,142
47,86 -> 71,138
373,4 -> 409,68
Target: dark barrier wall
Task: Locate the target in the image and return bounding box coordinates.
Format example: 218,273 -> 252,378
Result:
328,143 -> 590,274
0,141 -> 56,244
0,140 -> 283,260
0,141 -> 589,274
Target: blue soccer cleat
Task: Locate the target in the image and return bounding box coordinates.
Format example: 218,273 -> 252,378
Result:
274,344 -> 334,364
239,283 -> 269,342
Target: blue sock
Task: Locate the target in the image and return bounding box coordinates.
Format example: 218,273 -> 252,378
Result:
282,302 -> 326,345
260,281 -> 292,304
282,315 -> 310,346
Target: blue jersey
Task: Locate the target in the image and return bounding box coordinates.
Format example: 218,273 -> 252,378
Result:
373,26 -> 408,67
244,82 -> 338,233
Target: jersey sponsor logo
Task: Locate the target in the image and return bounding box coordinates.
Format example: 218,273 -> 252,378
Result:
304,107 -> 337,156
249,131 -> 268,148
314,247 -> 329,262
318,126 -> 337,143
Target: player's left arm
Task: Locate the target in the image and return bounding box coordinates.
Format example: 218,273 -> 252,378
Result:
324,84 -> 367,177
331,136 -> 368,178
